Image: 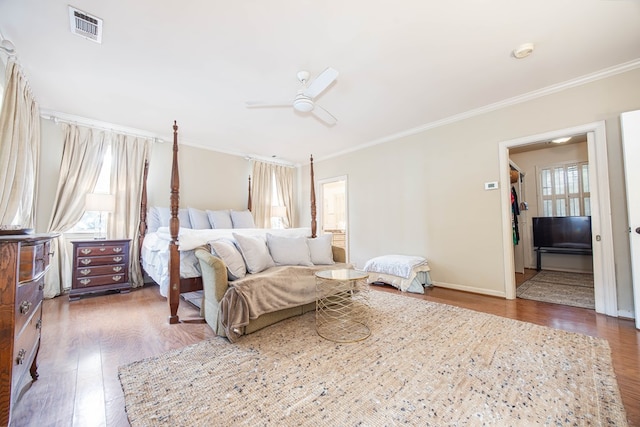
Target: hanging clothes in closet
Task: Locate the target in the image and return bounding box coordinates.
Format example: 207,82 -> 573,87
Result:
511,186 -> 520,245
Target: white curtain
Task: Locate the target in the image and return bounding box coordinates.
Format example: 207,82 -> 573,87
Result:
251,160 -> 295,228
0,60 -> 40,227
273,164 -> 295,228
44,125 -> 108,298
251,161 -> 273,228
108,134 -> 151,288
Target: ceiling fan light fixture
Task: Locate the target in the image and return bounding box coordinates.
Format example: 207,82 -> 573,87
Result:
293,98 -> 314,112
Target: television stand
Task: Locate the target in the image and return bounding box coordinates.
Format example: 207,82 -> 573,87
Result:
535,247 -> 593,271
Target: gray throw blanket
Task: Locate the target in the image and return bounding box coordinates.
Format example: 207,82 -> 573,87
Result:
220,263 -> 350,342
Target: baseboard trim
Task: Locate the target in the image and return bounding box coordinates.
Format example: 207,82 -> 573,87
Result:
617,310 -> 634,320
433,282 -> 506,298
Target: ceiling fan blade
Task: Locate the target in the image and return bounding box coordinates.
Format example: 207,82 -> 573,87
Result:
312,104 -> 337,126
303,67 -> 338,99
245,101 -> 292,108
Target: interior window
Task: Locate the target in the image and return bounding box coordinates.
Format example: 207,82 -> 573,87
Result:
539,161 -> 590,217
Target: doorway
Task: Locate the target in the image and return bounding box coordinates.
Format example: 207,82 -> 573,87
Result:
319,176 -> 348,255
509,136 -> 595,309
499,121 -> 618,317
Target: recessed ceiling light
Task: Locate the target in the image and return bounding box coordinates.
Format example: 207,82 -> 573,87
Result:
512,43 -> 535,59
551,137 -> 572,143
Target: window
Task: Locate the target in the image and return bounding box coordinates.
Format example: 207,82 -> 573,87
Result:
68,149 -> 112,233
539,161 -> 590,217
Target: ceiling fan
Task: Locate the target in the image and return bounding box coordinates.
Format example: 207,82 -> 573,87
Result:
246,67 -> 339,125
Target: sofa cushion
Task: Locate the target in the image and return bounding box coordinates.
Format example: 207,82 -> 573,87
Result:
307,234 -> 335,265
267,233 -> 313,266
209,239 -> 246,281
233,233 -> 275,274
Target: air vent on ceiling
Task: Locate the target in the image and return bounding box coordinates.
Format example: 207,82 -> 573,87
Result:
68,6 -> 103,44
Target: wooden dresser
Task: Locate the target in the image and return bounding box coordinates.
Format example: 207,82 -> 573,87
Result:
70,239 -> 131,301
0,233 -> 57,425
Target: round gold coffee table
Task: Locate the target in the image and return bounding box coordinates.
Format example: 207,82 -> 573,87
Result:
315,269 -> 370,342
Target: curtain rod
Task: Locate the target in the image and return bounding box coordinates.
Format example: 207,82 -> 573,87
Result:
40,110 -> 165,143
245,155 -> 296,168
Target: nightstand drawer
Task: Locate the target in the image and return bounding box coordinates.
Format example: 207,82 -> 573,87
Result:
77,254 -> 126,266
75,273 -> 127,288
76,264 -> 126,277
76,244 -> 126,257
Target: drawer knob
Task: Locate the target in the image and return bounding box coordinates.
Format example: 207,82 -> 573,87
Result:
113,247 -> 123,253
19,300 -> 32,315
113,256 -> 123,262
16,349 -> 26,365
112,266 -> 122,272
112,275 -> 123,282
80,268 -> 91,275
80,279 -> 91,285
80,259 -> 92,265
81,248 -> 92,255
99,247 -> 106,252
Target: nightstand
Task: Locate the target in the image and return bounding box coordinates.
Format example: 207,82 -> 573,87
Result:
70,239 -> 131,300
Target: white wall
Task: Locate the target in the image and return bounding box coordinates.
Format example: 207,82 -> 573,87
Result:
300,68 -> 640,313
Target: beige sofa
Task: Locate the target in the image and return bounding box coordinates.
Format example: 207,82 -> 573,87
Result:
194,245 -> 347,340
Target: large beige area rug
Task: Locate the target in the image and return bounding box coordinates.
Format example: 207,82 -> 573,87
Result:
118,291 -> 626,426
517,270 -> 595,309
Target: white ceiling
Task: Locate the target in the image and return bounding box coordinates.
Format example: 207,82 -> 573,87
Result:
1,0 -> 639,165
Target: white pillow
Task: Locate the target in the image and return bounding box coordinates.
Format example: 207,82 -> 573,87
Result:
231,210 -> 256,228
267,234 -> 313,266
207,209 -> 233,229
233,233 -> 275,274
307,234 -> 335,265
148,207 -> 192,231
209,239 -> 246,281
188,208 -> 212,229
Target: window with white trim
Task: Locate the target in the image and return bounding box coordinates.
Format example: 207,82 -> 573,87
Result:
68,149 -> 112,233
538,161 -> 590,217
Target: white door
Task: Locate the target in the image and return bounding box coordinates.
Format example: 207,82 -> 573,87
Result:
621,110 -> 640,329
319,176 -> 348,255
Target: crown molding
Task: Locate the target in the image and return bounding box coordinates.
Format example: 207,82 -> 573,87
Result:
316,59 -> 640,163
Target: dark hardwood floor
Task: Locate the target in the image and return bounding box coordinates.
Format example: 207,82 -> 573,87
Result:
10,278 -> 640,427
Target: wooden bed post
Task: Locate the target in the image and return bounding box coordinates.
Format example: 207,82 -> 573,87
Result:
310,155 -> 317,238
168,121 -> 180,324
138,160 -> 149,272
247,176 -> 252,212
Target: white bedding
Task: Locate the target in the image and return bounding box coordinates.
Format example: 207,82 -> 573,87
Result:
141,227 -> 313,297
363,254 -> 432,293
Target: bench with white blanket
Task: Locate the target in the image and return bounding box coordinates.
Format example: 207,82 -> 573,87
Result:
363,254 -> 433,294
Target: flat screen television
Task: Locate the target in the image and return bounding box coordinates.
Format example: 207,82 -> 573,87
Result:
532,216 -> 592,250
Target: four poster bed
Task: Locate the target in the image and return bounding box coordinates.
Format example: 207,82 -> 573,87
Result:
138,121 -> 319,323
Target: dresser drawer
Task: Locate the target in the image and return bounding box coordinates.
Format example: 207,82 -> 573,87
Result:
11,301 -> 41,404
76,244 -> 126,257
15,276 -> 44,336
19,241 -> 49,282
77,254 -> 126,266
76,264 -> 126,277
75,273 -> 127,288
